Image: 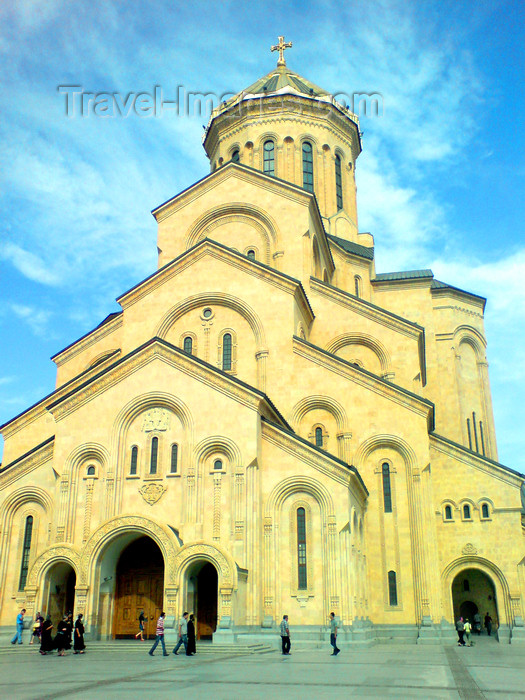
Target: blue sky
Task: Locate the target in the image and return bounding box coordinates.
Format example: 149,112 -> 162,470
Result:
0,0 -> 523,470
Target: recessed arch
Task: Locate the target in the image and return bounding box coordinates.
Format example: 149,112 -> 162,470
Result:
172,542 -> 236,589
194,435 -> 242,470
265,475 -> 335,517
326,333 -> 392,377
155,292 -> 267,351
185,203 -> 281,257
290,395 -> 349,433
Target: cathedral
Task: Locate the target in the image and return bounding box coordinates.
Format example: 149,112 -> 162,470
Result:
1,39 -> 524,645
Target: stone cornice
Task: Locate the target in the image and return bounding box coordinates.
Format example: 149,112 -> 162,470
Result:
310,277 -> 423,340
261,418 -> 368,501
51,314 -> 123,366
430,433 -> 524,485
46,337 -> 288,428
293,336 -> 434,428
0,437 -> 55,488
117,238 -> 314,321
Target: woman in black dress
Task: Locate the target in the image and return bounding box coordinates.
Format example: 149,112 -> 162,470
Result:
186,614 -> 196,655
40,615 -> 54,655
54,615 -> 70,656
73,614 -> 86,654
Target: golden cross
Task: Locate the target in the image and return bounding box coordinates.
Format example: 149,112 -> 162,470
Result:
271,36 -> 292,66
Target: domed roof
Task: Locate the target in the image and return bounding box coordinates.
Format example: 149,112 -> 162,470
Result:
240,64 -> 330,100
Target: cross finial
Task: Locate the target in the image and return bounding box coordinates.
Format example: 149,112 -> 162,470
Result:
271,36 -> 292,67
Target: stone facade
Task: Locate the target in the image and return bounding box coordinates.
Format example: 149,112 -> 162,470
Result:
1,50 -> 524,644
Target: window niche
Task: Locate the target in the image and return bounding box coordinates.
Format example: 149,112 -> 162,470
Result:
218,330 -> 237,374
480,502 -> 491,520
462,503 -> 473,521
443,504 -> 453,521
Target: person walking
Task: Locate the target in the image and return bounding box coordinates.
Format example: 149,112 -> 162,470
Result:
473,612 -> 482,635
66,611 -> 74,649
186,614 -> 196,656
10,608 -> 26,645
280,614 -> 291,655
329,612 -> 340,656
148,612 -> 169,656
54,615 -> 70,656
29,612 -> 43,645
484,612 -> 493,636
73,613 -> 86,654
40,615 -> 54,655
135,610 -> 147,641
456,616 -> 466,646
464,619 -> 472,646
172,612 -> 189,655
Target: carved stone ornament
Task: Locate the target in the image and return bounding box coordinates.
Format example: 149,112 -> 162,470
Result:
139,483 -> 167,505
462,542 -> 478,555
142,408 -> 170,432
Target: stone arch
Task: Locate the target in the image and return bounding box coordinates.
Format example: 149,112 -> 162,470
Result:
155,292 -> 267,352
265,475 -> 335,517
194,435 -> 242,470
87,349 -> 121,370
80,515 -> 179,587
173,542 -> 236,589
26,544 -> 81,589
290,395 -> 349,433
112,391 -> 194,440
453,326 -> 487,360
326,333 -> 392,377
64,442 -> 111,476
353,434 -> 418,472
0,486 -> 53,524
185,203 -> 280,260
442,556 -> 511,624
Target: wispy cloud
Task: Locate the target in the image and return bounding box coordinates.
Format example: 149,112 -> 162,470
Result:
8,303 -> 53,337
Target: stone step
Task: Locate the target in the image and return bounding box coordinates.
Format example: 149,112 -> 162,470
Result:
0,642 -> 274,656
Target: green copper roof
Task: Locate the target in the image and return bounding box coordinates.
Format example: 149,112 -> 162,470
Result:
373,269 -> 434,282
327,234 -> 374,261
241,64 -> 330,98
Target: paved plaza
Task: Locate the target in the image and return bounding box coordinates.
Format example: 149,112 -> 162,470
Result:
0,635 -> 524,699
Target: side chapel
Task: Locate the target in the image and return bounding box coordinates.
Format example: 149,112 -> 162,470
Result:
1,38 -> 524,644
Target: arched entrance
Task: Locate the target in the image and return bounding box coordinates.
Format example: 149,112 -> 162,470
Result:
452,568 -> 499,630
113,536 -> 164,639
187,561 -> 218,640
43,562 -> 76,621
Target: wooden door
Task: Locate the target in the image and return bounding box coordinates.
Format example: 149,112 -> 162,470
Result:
112,536 -> 164,639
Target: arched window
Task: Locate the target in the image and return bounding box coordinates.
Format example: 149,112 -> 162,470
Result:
297,507 -> 307,589
263,140 -> 275,176
231,149 -> 240,163
463,579 -> 470,592
170,444 -> 178,474
87,465 -> 95,476
222,333 -> 232,371
354,275 -> 362,298
335,154 -> 343,210
463,504 -> 471,520
388,570 -> 398,606
150,437 -> 158,475
382,463 -> 392,513
444,505 -> 452,520
302,141 -> 314,192
481,503 -> 489,519
130,446 -> 138,475
315,427 -> 323,447
214,459 -> 223,470
247,249 -> 256,261
183,336 -> 193,355
18,516 -> 33,591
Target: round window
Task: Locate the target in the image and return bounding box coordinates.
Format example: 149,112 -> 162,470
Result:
203,308 -> 213,318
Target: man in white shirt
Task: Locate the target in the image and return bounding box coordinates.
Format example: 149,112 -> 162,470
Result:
172,612 -> 189,655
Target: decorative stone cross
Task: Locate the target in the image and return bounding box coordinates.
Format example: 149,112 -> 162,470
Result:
271,36 -> 292,66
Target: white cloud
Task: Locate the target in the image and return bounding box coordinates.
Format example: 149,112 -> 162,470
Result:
0,242 -> 60,285
8,302 -> 53,337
